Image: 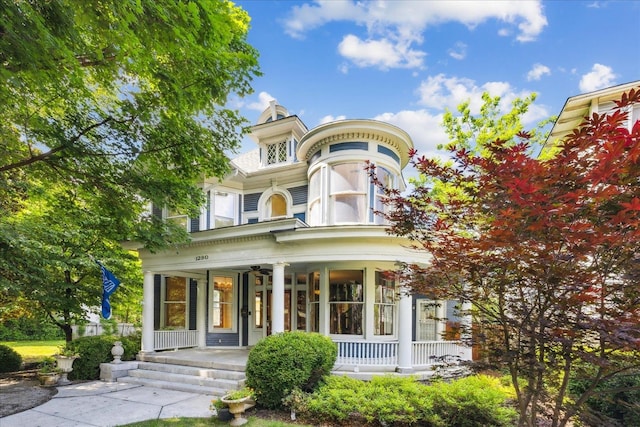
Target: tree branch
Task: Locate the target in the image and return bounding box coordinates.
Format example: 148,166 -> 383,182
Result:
0,117 -> 113,173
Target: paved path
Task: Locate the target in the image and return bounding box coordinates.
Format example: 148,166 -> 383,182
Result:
1,381 -> 212,427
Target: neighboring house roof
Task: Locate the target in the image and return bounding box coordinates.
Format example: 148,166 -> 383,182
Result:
547,80 -> 640,145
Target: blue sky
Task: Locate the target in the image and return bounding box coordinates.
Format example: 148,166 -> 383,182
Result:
231,0 -> 640,159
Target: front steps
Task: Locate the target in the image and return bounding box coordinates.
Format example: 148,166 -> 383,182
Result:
114,352 -> 246,396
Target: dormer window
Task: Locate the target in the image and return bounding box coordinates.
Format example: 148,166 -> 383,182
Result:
267,193 -> 287,219
266,141 -> 288,165
258,189 -> 292,221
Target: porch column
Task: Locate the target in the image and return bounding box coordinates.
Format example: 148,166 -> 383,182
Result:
197,279 -> 207,347
141,271 -> 155,353
271,262 -> 288,334
396,285 -> 413,373
460,301 -> 473,361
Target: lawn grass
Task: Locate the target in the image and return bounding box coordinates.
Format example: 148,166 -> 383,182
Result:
119,416 -> 310,427
2,340 -> 65,363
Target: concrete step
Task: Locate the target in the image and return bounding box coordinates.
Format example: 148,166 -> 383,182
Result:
116,376 -> 230,396
128,368 -> 244,390
137,352 -> 246,372
136,361 -> 246,381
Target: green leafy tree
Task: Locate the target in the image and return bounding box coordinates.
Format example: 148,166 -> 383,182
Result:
0,0 -> 260,338
371,89 -> 640,427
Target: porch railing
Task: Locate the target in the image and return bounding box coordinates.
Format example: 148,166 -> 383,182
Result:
154,329 -> 199,351
412,340 -> 468,367
335,341 -> 398,366
335,340 -> 469,368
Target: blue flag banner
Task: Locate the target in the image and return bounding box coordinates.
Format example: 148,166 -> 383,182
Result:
98,262 -> 121,319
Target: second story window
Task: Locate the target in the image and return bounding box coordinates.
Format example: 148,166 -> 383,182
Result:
212,191 -> 237,228
267,193 -> 287,219
330,162 -> 367,224
373,167 -> 394,225
267,141 -> 288,165
166,208 -> 188,231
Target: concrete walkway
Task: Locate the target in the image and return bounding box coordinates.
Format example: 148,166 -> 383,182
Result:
1,381 -> 213,427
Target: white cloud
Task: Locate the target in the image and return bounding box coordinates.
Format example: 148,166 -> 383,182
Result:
448,42 -> 467,60
527,63 -> 551,81
284,1 -> 547,69
579,63 -> 617,93
318,114 -> 347,125
375,109 -> 449,162
246,92 -> 277,111
415,74 -> 549,125
338,34 -> 425,70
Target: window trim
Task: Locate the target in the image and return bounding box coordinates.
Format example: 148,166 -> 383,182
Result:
328,269 -> 365,337
208,273 -> 238,333
161,276 -> 188,329
257,188 -> 293,221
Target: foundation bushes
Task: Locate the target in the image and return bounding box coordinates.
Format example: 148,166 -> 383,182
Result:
287,374 -> 517,426
246,331 -> 337,409
0,344 -> 23,373
67,333 -> 141,380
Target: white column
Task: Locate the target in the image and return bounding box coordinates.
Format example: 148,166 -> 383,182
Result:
271,262 -> 288,334
460,301 -> 473,361
141,271 -> 155,353
436,300 -> 446,339
396,285 -> 413,373
197,279 -> 207,347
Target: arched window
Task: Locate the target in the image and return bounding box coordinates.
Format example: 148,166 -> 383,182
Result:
258,189 -> 291,221
268,193 -> 287,218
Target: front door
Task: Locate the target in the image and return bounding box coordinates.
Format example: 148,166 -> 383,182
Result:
248,274 -> 292,345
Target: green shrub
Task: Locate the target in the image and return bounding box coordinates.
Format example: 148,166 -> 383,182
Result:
67,334 -> 140,380
428,375 -> 517,427
0,317 -> 64,341
297,374 -> 515,427
570,370 -> 640,427
246,331 -> 337,409
0,344 -> 23,373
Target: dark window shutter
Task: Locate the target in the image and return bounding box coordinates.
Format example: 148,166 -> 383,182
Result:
153,275 -> 161,330
190,216 -> 200,232
152,204 -> 163,218
189,279 -> 197,330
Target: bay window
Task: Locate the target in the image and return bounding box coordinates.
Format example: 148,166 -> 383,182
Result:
329,270 -> 363,335
330,162 -> 367,224
374,271 -> 396,335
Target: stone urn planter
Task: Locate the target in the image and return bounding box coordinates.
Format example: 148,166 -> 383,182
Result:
54,354 -> 79,385
37,357 -> 61,387
37,371 -> 61,387
220,388 -> 255,426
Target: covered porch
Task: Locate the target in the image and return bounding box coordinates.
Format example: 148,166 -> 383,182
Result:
147,334 -> 471,373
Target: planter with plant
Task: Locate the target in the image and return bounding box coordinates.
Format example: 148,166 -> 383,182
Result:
37,357 -> 62,386
54,346 -> 79,385
220,387 -> 255,426
210,397 -> 234,422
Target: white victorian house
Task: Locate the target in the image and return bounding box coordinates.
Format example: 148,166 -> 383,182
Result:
132,102 -> 471,373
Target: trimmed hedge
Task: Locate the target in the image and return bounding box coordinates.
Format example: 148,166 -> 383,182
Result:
246,331 -> 337,409
0,344 -> 23,373
291,374 -> 517,426
67,333 -> 140,380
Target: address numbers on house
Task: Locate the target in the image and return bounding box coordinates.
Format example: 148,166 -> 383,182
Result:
195,255 -> 209,261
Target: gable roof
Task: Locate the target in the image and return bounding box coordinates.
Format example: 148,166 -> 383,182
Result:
547,80 -> 640,144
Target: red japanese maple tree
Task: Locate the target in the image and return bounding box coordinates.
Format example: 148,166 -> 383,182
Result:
371,89 -> 640,427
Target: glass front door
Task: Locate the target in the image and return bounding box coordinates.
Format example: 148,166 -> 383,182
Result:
249,274 -> 293,345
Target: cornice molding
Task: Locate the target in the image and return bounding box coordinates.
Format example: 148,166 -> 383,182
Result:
303,131 -> 401,161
